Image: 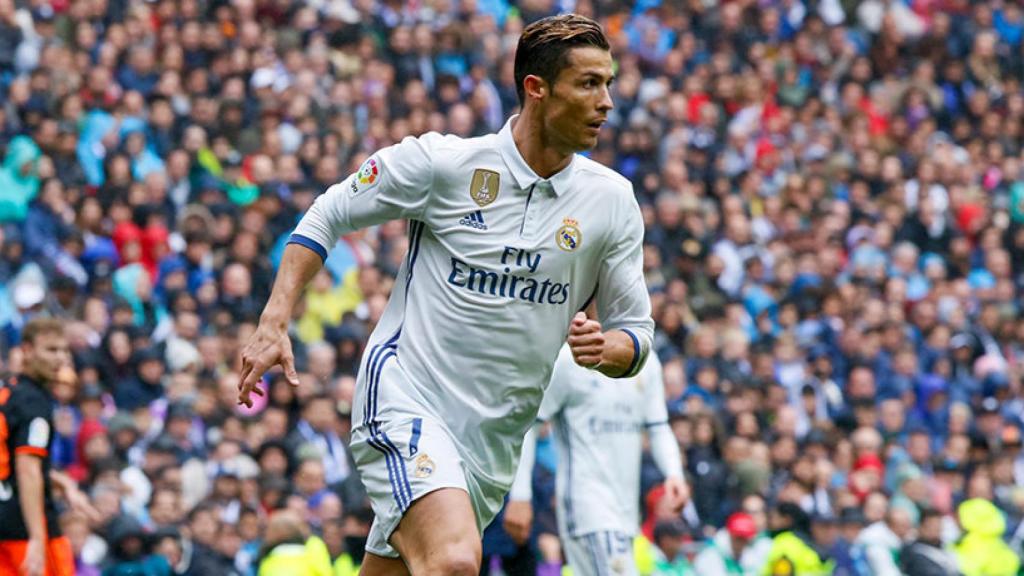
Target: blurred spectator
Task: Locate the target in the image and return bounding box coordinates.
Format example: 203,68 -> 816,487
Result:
851,506 -> 912,576
953,499 -> 1021,576
692,512 -> 770,574
100,514 -> 172,576
635,518 -> 694,576
899,508 -> 960,576
762,503 -> 834,575
256,509 -> 332,576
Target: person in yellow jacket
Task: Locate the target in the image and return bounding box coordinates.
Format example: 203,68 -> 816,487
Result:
953,499 -> 1021,576
257,510 -> 334,576
333,553 -> 360,576
762,503 -> 835,576
296,267 -> 364,344
327,508 -> 373,576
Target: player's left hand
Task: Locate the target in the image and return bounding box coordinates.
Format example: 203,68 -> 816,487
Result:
568,312 -> 604,368
503,500 -> 533,546
20,538 -> 44,576
663,476 -> 690,512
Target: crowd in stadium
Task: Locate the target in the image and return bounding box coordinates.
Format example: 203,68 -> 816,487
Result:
2,0 -> 1024,574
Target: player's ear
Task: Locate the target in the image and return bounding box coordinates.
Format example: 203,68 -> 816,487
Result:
523,74 -> 547,102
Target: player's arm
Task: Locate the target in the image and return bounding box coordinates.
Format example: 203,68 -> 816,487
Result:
572,196 -> 654,378
642,354 -> 688,508
238,135 -> 436,406
16,453 -> 46,539
13,401 -> 52,576
237,244 -> 323,406
504,425 -> 537,545
16,453 -> 46,576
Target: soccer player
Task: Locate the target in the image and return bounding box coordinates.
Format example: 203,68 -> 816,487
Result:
504,345 -> 688,575
237,14 -> 654,575
0,318 -> 76,576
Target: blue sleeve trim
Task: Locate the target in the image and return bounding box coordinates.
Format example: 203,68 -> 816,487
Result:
287,234 -> 328,261
621,328 -> 642,378
644,420 -> 668,428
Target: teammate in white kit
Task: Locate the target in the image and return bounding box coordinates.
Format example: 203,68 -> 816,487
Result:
236,14 -> 654,576
505,345 -> 688,575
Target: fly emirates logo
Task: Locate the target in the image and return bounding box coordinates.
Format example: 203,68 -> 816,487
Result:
446,246 -> 570,305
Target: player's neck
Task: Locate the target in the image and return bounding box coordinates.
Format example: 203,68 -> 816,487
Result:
510,113 -> 572,179
15,370 -> 46,388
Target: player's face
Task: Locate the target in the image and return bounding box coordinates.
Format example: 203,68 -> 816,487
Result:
543,46 -> 614,153
22,332 -> 72,384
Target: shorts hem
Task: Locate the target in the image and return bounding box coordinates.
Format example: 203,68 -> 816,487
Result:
364,544 -> 401,559
370,485 -> 474,557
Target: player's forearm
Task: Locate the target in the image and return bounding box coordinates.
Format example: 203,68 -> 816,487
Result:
261,243 -> 324,327
15,455 -> 47,541
649,424 -> 684,480
596,329 -> 644,378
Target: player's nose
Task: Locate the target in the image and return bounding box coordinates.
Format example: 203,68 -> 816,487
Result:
597,84 -> 613,112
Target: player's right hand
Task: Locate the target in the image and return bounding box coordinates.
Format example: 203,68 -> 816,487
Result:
663,476 -> 690,512
20,538 -> 44,576
503,500 -> 533,546
237,321 -> 300,407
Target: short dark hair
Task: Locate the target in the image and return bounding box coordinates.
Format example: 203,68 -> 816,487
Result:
514,14 -> 610,105
919,508 -> 943,524
21,317 -> 64,346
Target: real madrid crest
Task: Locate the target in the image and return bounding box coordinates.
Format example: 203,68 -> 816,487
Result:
414,454 -> 435,478
470,169 -> 500,207
556,217 -> 582,252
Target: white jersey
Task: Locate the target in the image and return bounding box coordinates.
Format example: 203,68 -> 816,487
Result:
291,117 -> 653,493
513,346 -> 681,537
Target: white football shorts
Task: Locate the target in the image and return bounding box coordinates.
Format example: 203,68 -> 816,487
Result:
350,414 -> 508,558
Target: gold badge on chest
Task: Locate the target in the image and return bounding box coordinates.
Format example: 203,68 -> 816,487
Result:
470,169 -> 500,207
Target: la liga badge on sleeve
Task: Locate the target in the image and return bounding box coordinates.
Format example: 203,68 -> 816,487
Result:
351,156 -> 381,195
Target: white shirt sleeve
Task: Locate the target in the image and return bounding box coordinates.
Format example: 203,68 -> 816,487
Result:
289,134 -> 438,259
642,354 -> 684,479
597,193 -> 654,377
508,425 -> 536,502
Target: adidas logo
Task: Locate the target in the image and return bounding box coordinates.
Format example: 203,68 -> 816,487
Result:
458,210 -> 488,230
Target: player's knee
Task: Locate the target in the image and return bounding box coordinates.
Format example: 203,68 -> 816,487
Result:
422,544 -> 480,576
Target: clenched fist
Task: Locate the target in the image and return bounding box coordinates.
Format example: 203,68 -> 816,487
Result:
567,312 -> 604,368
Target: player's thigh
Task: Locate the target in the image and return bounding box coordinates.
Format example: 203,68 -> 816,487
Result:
564,531 -> 636,576
359,552 -> 410,576
352,414 -> 487,557
390,487 -> 481,570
